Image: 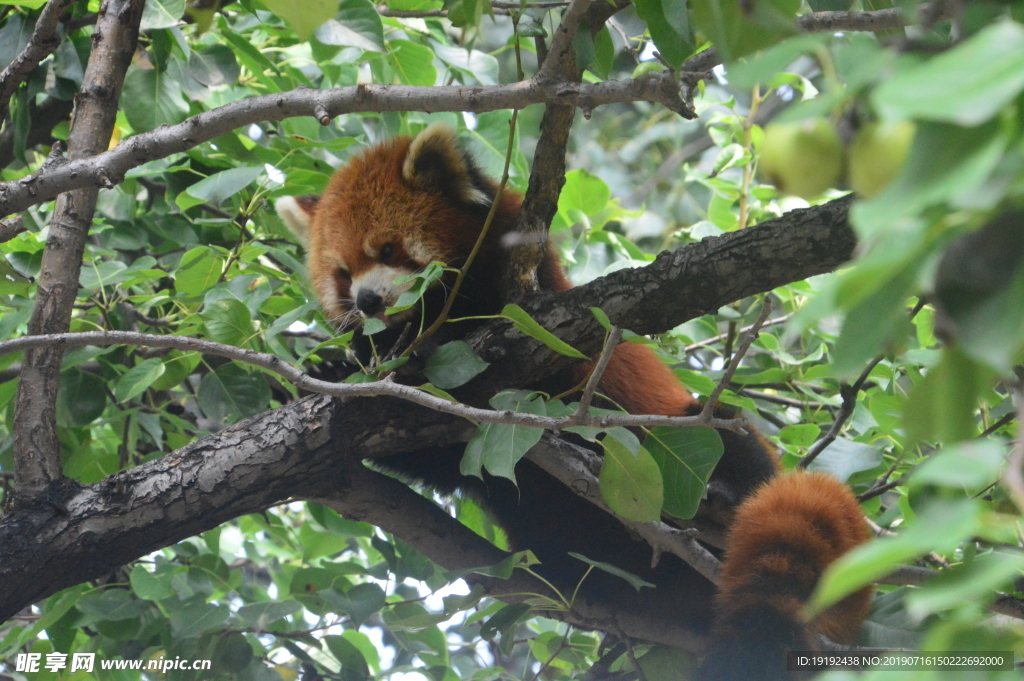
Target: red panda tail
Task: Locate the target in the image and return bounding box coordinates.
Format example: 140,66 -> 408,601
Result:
702,472 -> 874,681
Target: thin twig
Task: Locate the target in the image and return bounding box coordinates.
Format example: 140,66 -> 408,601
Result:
575,327 -> 622,418
1002,386 -> 1024,512
980,410 -> 1016,438
0,330 -> 752,434
701,298 -> 774,418
737,389 -> 832,411
684,313 -> 793,353
622,637 -> 649,681
536,0 -> 592,82
801,299 -> 926,469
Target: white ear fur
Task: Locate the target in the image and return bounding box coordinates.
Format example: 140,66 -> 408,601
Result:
403,123 -> 490,205
275,196 -> 313,245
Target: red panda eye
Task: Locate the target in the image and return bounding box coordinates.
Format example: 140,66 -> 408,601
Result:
336,268 -> 351,282
379,243 -> 394,264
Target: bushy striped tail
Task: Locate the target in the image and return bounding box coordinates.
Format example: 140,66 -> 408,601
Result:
702,472 -> 874,681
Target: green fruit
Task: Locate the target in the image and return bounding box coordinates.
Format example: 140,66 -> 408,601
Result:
848,121 -> 916,199
758,118 -> 844,199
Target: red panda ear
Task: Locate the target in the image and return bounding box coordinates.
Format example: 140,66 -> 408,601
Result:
275,195 -> 319,245
403,123 -> 490,205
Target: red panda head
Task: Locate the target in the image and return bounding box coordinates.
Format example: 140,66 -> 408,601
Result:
276,123 -> 516,331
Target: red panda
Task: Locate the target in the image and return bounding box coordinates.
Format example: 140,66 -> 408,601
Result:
276,123 -> 872,678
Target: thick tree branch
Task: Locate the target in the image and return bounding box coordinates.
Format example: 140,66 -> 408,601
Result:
502,0 -> 592,300
0,0 -> 76,122
0,74 -> 692,218
11,0 -> 145,496
679,4 -> 949,76
466,194 -> 857,397
0,195 -> 857,641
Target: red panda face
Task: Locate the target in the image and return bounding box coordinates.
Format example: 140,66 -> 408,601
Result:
276,124 -> 503,332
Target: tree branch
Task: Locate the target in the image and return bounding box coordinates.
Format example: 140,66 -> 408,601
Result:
0,194 -> 858,640
11,0 -> 145,497
0,0 -> 76,123
0,330 -> 749,433
0,74 -> 693,218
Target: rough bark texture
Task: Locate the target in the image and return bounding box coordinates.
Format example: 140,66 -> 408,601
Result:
0,73 -> 693,218
0,0 -> 77,122
0,196 -> 857,641
11,0 -> 146,495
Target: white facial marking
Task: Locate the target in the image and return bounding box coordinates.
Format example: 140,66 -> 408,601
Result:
275,196 -> 312,244
465,187 -> 491,206
404,238 -> 441,265
363,242 -> 378,259
350,264 -> 415,318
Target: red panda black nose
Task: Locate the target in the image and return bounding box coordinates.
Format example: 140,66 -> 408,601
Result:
355,289 -> 385,317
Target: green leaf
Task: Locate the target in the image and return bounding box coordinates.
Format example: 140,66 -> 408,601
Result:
500,304 -> 588,359
904,346 -> 990,445
389,39 -> 437,86
56,369 -> 107,427
633,0 -> 694,69
0,258 -> 31,296
569,553 -> 655,591
180,166 -> 263,210
726,34 -> 826,90
187,44 -> 240,86
77,590 -> 149,621
873,20 -> 1024,126
910,440 -> 1006,491
778,423 -> 821,448
906,551 -> 1024,617
832,268 -> 917,378
423,341 -> 490,389
599,433 -> 664,523
261,0 -> 337,40
591,26 -> 614,79
554,169 -> 611,232
151,351 -> 201,391
479,603 -> 531,640
130,565 -> 174,601
644,426 -> 723,520
175,247 -> 224,296
691,0 -> 800,62
804,438 -> 881,483
237,600 -> 302,630
198,364 -> 271,424
314,0 -> 386,52
460,391 -> 546,481
322,583 -> 386,626
809,498 -> 983,616
325,634 -> 370,677
121,67 -> 189,133
202,298 -> 253,346
169,596 -> 230,638
115,358 -> 167,403
935,217 -> 1024,374
141,0 -> 185,30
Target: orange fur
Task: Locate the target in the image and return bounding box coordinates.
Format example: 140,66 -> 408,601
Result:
703,472 -> 874,679
279,127 -> 871,676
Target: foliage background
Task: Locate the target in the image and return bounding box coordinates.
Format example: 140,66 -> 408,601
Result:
0,0 -> 1023,680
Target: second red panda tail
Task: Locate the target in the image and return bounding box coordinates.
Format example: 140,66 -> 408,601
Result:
701,472 -> 874,681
